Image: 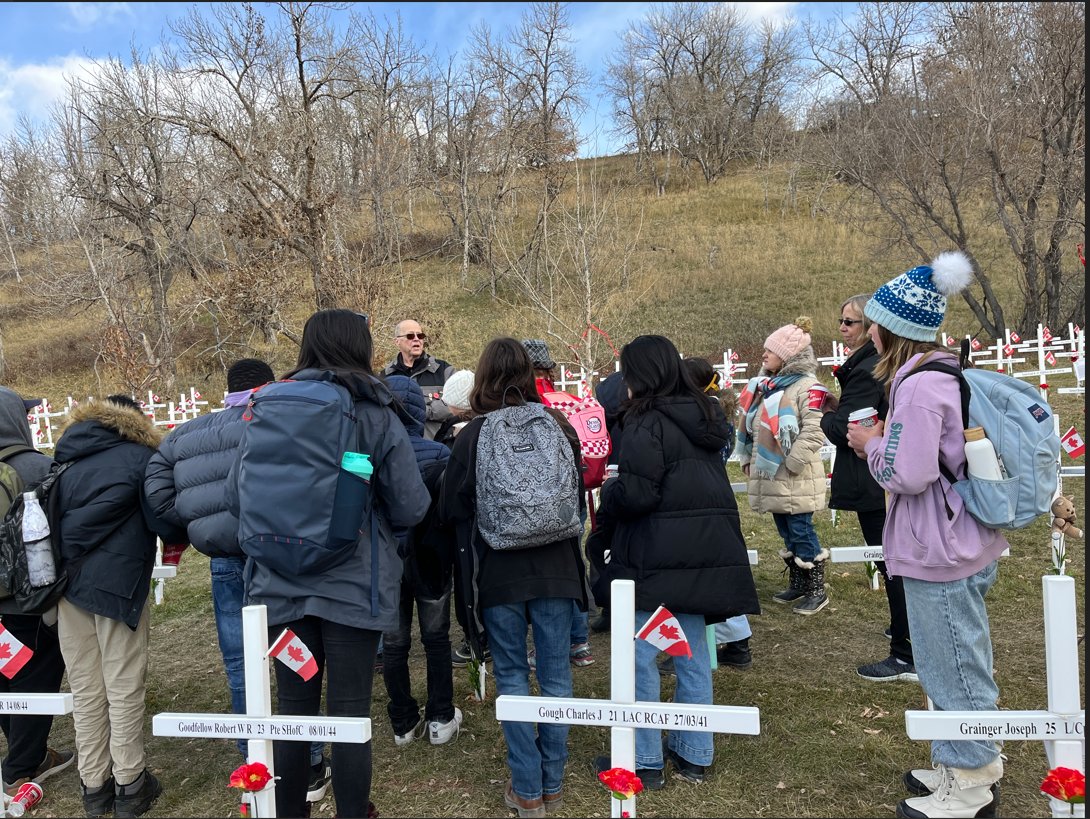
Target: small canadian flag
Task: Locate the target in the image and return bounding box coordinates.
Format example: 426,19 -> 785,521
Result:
1003,344 -> 1014,356
946,336 -> 956,346
730,351 -> 739,361
1061,426 -> 1085,459
1043,326 -> 1054,342
0,623 -> 34,680
970,338 -> 982,351
1010,331 -> 1022,343
268,629 -> 319,681
635,606 -> 693,658
1045,350 -> 1057,366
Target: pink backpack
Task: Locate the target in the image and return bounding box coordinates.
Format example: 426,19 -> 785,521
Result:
540,391 -> 612,490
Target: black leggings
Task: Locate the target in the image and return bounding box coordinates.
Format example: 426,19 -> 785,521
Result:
857,509 -> 913,664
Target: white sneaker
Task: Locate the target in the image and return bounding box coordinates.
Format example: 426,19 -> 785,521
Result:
428,707 -> 463,746
394,717 -> 426,747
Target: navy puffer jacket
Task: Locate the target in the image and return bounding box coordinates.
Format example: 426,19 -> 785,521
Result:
144,395 -> 252,558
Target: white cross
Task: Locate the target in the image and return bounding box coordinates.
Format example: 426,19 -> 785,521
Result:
153,604 -> 371,818
0,692 -> 72,717
494,580 -> 760,817
903,571 -> 1084,819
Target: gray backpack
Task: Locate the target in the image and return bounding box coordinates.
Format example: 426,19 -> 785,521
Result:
475,403 -> 582,551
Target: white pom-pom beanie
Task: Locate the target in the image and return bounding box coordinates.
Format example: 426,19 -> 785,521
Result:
864,250 -> 973,341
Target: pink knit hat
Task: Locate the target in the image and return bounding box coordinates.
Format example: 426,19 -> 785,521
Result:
764,316 -> 813,361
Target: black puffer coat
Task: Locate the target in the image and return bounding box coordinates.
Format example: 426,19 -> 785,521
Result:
599,396 -> 760,623
819,340 -> 889,512
54,401 -> 185,628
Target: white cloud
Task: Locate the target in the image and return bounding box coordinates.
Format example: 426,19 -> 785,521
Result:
63,2 -> 135,31
0,56 -> 100,139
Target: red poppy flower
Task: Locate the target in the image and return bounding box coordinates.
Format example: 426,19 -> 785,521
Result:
229,762 -> 273,792
598,767 -> 645,799
1041,767 -> 1085,804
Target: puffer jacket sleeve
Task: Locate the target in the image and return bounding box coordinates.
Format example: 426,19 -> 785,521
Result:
143,439 -> 185,531
783,381 -> 827,476
602,415 -> 664,519
373,411 -> 430,530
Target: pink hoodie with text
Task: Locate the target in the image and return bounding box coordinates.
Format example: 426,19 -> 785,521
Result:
863,351 -> 1009,582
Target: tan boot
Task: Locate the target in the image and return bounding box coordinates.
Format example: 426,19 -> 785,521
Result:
897,757 -> 1002,818
504,781 -> 546,818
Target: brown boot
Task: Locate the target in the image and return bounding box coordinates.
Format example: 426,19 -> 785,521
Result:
543,790 -> 564,814
504,781 -> 546,818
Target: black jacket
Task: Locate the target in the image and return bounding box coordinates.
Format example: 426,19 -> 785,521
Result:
820,340 -> 889,512
599,396 -> 760,623
54,401 -> 185,629
438,409 -> 589,659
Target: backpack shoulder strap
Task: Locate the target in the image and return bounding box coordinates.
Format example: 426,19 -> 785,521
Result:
0,445 -> 34,464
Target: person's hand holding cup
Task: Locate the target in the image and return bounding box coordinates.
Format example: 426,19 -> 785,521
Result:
846,407 -> 883,458
604,464 -> 619,481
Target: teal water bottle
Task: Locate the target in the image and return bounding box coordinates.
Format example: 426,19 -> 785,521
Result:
341,452 -> 373,482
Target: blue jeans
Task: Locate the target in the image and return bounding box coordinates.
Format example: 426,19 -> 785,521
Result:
570,604 -> 588,645
382,572 -> 454,733
211,557 -> 323,765
772,512 -> 822,562
903,562 -> 1002,769
483,598 -> 574,801
634,610 -> 714,769
713,615 -> 751,645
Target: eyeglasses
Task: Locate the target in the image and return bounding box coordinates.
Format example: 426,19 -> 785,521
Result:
397,332 -> 427,341
839,318 -> 863,327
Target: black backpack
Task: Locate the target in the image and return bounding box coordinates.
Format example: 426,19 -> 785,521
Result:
0,462 -> 71,614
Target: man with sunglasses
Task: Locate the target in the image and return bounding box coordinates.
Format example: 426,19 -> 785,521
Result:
383,320 -> 457,440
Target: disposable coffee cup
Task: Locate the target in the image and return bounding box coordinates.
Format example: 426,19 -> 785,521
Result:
604,464 -> 619,479
806,385 -> 830,411
848,407 -> 879,428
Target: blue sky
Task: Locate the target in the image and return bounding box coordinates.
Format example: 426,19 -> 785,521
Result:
0,2 -> 848,155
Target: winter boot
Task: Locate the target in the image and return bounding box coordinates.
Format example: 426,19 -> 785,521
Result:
771,550 -> 805,604
792,549 -> 830,615
897,757 -> 1003,818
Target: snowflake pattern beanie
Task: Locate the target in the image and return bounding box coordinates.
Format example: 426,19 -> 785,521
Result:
864,251 -> 973,341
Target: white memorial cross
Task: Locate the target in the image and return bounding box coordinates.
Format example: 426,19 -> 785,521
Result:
153,605 -> 371,818
0,692 -> 73,717
495,580 -> 760,818
904,571 -> 1084,819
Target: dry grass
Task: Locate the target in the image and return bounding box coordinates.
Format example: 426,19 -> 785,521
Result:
26,496 -> 1084,818
3,153 -> 1083,818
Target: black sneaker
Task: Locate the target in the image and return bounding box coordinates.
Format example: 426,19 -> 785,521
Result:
593,756 -> 664,790
307,756 -> 331,802
82,777 -> 116,819
114,769 -> 162,818
451,639 -> 490,667
664,745 -> 707,784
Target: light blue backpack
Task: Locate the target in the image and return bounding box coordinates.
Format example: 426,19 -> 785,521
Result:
903,361 -> 1059,529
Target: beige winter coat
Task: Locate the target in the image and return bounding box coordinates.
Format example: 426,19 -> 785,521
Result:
740,349 -> 828,515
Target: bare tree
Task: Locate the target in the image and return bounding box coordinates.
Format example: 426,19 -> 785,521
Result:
803,1 -> 1085,335
165,2 -> 364,309
55,52 -> 212,387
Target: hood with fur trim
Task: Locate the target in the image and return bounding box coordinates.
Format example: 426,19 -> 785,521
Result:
55,399 -> 162,463
759,346 -> 817,379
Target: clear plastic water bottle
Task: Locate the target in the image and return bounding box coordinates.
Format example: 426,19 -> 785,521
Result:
20,492 -> 57,587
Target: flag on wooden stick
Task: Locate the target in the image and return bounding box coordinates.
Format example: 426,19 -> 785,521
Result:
268,629 -> 319,681
636,606 -> 693,658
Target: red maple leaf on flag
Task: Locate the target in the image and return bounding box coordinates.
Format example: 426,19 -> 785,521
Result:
657,624 -> 680,641
287,645 -> 305,664
0,644 -> 10,660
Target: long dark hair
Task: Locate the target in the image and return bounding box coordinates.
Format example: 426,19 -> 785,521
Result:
621,335 -> 714,420
287,309 -> 375,380
470,337 -> 542,415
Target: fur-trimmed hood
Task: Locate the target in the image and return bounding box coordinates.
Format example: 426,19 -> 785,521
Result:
55,399 -> 162,463
759,346 -> 817,378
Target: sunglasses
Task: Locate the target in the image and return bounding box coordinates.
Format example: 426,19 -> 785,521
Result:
839,318 -> 863,327
397,332 -> 427,341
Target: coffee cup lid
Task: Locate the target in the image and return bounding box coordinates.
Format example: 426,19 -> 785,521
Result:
848,407 -> 878,422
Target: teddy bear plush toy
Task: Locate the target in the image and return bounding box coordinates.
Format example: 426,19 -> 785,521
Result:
1051,495 -> 1083,539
